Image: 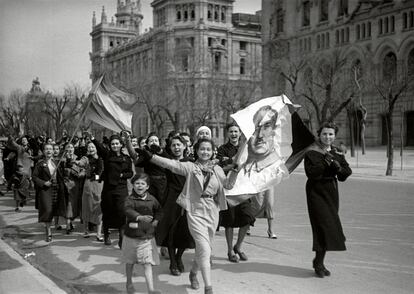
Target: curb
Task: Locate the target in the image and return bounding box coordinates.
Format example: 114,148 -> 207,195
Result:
0,237 -> 66,294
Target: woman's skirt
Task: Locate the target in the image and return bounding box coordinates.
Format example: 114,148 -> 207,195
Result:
81,179 -> 103,225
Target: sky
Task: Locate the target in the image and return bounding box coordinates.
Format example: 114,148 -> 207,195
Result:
0,0 -> 261,96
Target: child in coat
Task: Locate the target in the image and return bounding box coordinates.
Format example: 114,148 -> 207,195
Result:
122,173 -> 163,294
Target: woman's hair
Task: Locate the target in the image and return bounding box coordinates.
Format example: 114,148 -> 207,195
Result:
193,138 -> 215,160
317,122 -> 339,136
130,172 -> 150,185
225,121 -> 240,131
63,142 -> 74,150
146,132 -> 158,145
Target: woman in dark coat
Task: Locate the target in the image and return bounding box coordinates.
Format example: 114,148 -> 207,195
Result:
304,122 -> 352,278
154,135 -> 195,276
93,134 -> 133,247
32,143 -> 60,242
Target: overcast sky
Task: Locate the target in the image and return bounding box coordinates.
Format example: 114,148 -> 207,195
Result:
0,0 -> 261,96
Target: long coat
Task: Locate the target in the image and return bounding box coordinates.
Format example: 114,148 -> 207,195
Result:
94,140 -> 133,229
155,157 -> 195,249
304,144 -> 352,251
32,159 -> 62,223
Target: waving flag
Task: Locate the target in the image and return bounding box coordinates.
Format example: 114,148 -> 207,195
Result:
86,74 -> 135,132
224,95 -> 314,205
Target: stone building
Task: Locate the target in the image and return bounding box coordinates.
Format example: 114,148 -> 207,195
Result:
90,0 -> 262,143
262,0 -> 414,147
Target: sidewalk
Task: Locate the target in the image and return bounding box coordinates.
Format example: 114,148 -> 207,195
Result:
295,146 -> 414,182
0,236 -> 66,294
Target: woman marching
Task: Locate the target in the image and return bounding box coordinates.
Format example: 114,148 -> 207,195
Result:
92,134 -> 133,247
155,135 -> 195,276
79,142 -> 104,241
136,138 -> 227,294
60,142 -> 85,234
32,143 -> 60,242
304,122 -> 352,278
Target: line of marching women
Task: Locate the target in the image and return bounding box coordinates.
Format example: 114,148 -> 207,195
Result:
0,120 -> 351,294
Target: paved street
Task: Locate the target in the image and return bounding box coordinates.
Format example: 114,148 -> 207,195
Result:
1,170 -> 413,294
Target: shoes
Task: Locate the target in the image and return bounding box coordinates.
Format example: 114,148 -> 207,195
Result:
104,235 -> 112,245
126,283 -> 136,294
227,252 -> 239,263
267,230 -> 277,239
56,225 -> 62,230
176,258 -> 185,272
83,232 -> 90,238
15,208 -> 21,212
96,235 -> 104,242
46,235 -> 52,242
170,266 -> 181,276
233,245 -> 248,261
321,265 -> 331,276
246,228 -> 250,236
189,271 -> 200,289
205,286 -> 213,294
313,259 -> 326,278
160,247 -> 169,259
66,223 -> 74,234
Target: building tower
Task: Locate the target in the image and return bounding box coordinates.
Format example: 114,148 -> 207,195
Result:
89,1 -> 143,82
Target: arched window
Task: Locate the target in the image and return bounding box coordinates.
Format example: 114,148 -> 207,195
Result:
408,48 -> 414,77
356,24 -> 360,40
383,52 -> 397,82
221,6 -> 226,22
317,35 -> 320,49
379,19 -> 383,34
190,4 -> 195,20
410,11 -> 414,28
390,16 -> 395,32
326,33 -> 330,47
403,12 -> 408,29
385,17 -> 389,33
320,0 -> 328,22
321,34 -> 325,48
208,4 -> 213,20
368,22 -> 371,37
176,5 -> 181,21
362,23 -> 366,39
240,58 -> 246,75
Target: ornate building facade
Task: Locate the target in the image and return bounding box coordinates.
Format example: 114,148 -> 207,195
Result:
90,0 -> 262,143
262,0 -> 414,146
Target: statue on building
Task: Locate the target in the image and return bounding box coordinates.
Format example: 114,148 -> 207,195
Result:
30,77 -> 41,93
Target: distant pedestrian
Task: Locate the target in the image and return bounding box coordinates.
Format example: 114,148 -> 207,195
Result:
11,164 -> 30,212
122,173 -> 163,294
304,122 -> 352,278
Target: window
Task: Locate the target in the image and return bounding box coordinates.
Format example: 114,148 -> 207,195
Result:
356,24 -> 360,40
408,48 -> 414,77
190,4 -> 195,20
221,7 -> 226,22
221,39 -> 226,47
368,22 -> 371,37
336,30 -> 339,44
182,54 -> 189,72
240,41 -> 247,51
176,5 -> 181,21
338,0 -> 348,17
303,1 -> 310,27
411,11 -> 414,28
403,13 -> 407,29
321,34 -> 325,48
383,52 -> 397,82
317,35 -> 320,49
362,23 -> 366,39
385,17 -> 389,33
183,5 -> 188,21
320,0 -> 329,22
214,53 -> 221,72
240,58 -> 246,75
391,16 -> 395,32
326,33 -> 330,47
208,37 -> 212,47
379,19 -> 383,34
208,4 -> 213,20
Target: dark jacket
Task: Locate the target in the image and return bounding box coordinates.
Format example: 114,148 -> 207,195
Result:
123,192 -> 163,239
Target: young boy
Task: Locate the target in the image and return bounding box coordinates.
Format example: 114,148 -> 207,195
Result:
11,164 -> 30,212
123,173 -> 163,294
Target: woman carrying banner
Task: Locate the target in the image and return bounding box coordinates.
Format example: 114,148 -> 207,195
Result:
136,138 -> 227,294
93,134 -> 133,247
304,122 -> 352,278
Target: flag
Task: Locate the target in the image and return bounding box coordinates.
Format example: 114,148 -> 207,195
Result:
86,74 -> 135,132
224,95 -> 314,206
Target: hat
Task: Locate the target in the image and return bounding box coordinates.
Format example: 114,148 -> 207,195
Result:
196,126 -> 211,138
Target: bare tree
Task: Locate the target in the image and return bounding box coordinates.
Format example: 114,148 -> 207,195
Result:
41,84 -> 86,139
371,54 -> 413,175
0,90 -> 28,136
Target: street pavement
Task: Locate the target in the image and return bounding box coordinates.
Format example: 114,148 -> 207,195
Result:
0,147 -> 413,294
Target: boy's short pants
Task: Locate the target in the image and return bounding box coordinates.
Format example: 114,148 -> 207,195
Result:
122,236 -> 160,265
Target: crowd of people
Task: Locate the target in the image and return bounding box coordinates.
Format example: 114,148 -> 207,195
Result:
0,120 -> 351,294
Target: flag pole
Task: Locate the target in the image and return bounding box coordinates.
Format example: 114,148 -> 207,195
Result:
52,74 -> 105,177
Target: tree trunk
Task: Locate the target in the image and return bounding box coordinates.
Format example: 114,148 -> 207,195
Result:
360,121 -> 366,155
385,112 -> 393,176
347,108 -> 355,157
